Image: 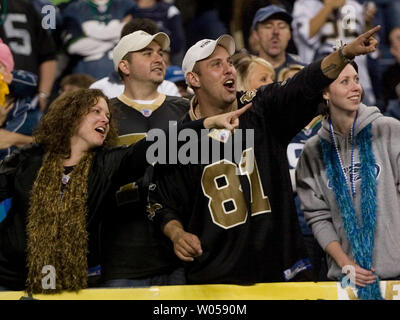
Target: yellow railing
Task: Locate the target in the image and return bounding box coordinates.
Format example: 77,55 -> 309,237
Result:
0,281 -> 399,300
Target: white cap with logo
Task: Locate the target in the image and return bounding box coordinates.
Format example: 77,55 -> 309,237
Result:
182,34 -> 236,77
112,30 -> 170,71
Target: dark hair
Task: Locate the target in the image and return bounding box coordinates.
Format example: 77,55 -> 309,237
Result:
117,52 -> 132,80
349,60 -> 358,73
118,18 -> 161,79
34,89 -> 118,157
120,18 -> 159,38
60,73 -> 96,89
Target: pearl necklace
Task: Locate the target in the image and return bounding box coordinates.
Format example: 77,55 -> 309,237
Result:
328,115 -> 357,198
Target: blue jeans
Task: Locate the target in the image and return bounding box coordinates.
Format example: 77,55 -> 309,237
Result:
101,267 -> 186,288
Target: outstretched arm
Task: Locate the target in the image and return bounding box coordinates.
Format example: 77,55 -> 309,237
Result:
203,103 -> 252,131
320,25 -> 380,79
110,103 -> 252,186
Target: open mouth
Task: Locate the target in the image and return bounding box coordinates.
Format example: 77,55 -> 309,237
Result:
223,79 -> 235,91
348,95 -> 360,102
95,126 -> 106,135
151,65 -> 164,73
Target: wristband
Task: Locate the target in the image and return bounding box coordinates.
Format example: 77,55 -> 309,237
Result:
38,91 -> 49,99
338,45 -> 354,64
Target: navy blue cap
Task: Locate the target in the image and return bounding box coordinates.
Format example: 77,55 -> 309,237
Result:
252,5 -> 292,29
165,65 -> 185,83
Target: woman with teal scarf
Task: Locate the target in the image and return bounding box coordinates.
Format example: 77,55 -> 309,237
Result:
296,61 -> 400,300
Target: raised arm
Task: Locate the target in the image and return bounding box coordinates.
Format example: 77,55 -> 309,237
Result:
252,25 -> 380,143
309,0 -> 346,39
320,25 -> 380,79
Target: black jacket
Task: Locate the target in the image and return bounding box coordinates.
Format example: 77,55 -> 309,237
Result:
0,119 -> 204,290
0,142 -> 152,290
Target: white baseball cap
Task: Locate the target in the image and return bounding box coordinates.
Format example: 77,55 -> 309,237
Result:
182,34 -> 236,76
112,30 -> 170,71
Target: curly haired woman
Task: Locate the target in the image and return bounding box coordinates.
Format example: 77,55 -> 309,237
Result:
0,88 -> 247,294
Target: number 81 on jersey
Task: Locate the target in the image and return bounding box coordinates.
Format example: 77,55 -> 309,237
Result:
201,148 -> 271,229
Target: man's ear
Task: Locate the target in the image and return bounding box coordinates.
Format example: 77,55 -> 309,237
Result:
186,72 -> 200,88
322,90 -> 329,101
118,60 -> 130,76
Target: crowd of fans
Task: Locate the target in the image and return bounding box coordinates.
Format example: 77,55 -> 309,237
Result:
0,0 -> 399,300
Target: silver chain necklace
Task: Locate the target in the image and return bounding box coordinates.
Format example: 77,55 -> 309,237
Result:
328,115 -> 357,198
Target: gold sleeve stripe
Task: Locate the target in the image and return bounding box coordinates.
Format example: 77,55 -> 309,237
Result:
117,133 -> 146,146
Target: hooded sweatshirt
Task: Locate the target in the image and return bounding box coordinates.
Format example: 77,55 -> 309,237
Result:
296,104 -> 400,280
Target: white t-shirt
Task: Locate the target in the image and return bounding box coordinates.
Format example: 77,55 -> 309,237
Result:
90,77 -> 181,98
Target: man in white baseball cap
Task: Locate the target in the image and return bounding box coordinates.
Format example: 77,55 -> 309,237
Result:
149,28 -> 381,285
111,29 -> 174,104
181,34 -> 237,118
182,34 -> 236,77
90,20 -> 181,98
113,30 -> 170,72
99,26 -> 190,289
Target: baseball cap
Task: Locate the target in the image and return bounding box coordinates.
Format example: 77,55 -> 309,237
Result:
112,30 -> 170,71
182,34 -> 236,76
165,66 -> 185,83
251,5 -> 292,30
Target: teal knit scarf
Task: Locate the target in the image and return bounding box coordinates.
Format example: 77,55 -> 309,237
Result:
320,123 -> 383,300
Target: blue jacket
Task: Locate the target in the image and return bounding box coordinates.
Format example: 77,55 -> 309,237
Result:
1,70 -> 38,160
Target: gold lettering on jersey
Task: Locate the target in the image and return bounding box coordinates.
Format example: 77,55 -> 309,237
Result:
239,149 -> 271,215
201,149 -> 270,229
118,182 -> 138,192
202,160 -> 247,229
239,89 -> 257,104
146,202 -> 163,221
117,133 -> 146,146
